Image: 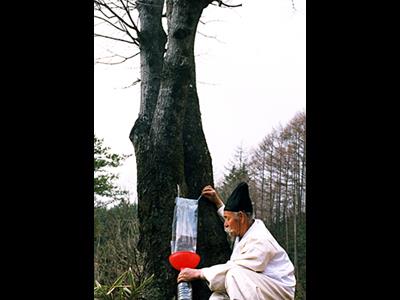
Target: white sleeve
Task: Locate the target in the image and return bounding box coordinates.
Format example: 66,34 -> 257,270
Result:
201,261 -> 234,292
217,204 -> 225,222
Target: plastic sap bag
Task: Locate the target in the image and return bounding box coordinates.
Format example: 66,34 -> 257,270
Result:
171,197 -> 199,253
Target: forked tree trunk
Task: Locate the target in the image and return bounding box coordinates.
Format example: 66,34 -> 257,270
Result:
130,0 -> 231,298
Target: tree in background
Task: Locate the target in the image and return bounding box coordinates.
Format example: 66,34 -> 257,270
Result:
94,135 -> 130,208
217,145 -> 250,201
94,1 -> 239,298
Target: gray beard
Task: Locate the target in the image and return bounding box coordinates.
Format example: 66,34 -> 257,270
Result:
224,228 -> 236,242
224,228 -> 236,248
224,227 -> 233,235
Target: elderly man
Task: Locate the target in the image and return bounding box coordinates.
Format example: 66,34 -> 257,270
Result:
177,182 -> 296,300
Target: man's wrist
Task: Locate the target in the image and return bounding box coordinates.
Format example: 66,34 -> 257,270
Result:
214,195 -> 223,209
199,269 -> 205,280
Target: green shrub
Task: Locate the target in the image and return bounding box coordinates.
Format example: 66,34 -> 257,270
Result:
94,268 -> 154,300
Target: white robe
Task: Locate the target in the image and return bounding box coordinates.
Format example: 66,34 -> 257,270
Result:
201,205 -> 296,300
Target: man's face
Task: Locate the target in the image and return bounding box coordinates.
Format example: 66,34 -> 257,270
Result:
223,211 -> 241,237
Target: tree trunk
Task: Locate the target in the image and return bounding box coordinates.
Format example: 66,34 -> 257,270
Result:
283,176 -> 289,250
293,191 -> 298,281
275,147 -> 283,236
130,0 -> 231,298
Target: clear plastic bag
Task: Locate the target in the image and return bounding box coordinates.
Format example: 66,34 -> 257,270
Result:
171,197 -> 198,253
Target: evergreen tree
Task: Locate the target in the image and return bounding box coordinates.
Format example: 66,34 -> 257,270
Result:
217,145 -> 250,201
94,135 -> 131,207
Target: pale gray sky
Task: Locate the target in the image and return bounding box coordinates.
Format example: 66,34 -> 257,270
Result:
94,0 -> 306,202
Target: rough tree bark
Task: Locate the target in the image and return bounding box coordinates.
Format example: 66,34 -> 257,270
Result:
129,0 -> 231,298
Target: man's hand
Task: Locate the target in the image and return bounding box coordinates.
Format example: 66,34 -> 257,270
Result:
201,185 -> 224,209
177,268 -> 203,283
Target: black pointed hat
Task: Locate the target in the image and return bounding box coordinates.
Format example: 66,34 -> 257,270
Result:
225,182 -> 253,213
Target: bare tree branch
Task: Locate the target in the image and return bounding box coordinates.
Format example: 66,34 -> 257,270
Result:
95,15 -> 128,33
291,0 -> 297,12
212,0 -> 242,8
95,33 -> 137,44
197,80 -> 219,86
196,31 -> 225,44
96,1 -> 119,20
95,0 -> 137,31
199,18 -> 224,25
95,51 -> 140,65
122,78 -> 141,89
118,0 -> 140,33
95,0 -> 140,46
119,20 -> 139,46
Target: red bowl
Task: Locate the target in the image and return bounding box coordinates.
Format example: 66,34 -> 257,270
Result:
169,251 -> 201,271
